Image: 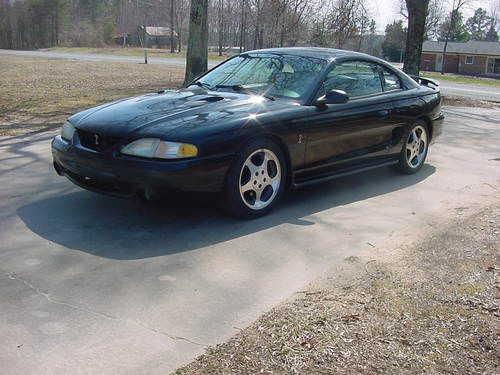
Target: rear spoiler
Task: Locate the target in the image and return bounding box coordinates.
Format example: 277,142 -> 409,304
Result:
410,75 -> 439,88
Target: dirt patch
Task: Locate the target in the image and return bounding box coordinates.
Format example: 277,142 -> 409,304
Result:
174,201 -> 499,374
0,56 -> 184,135
442,96 -> 499,108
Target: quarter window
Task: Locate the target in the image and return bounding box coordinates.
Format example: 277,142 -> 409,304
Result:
323,61 -> 383,98
381,68 -> 401,91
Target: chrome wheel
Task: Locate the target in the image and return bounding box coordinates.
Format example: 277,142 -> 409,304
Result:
405,125 -> 427,168
239,148 -> 281,210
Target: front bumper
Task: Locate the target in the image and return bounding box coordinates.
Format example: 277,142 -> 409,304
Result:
52,135 -> 233,198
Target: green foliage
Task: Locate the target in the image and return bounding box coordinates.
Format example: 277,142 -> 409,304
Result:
102,19 -> 116,44
466,8 -> 492,41
438,10 -> 470,42
485,22 -> 499,42
382,20 -> 407,62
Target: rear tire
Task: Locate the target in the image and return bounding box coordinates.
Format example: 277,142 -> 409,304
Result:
222,138 -> 286,219
395,120 -> 429,175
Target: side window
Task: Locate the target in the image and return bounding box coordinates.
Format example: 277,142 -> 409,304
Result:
381,68 -> 402,91
323,61 -> 383,98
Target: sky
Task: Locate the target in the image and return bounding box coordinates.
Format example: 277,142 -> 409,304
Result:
370,0 -> 401,33
370,0 -> 499,34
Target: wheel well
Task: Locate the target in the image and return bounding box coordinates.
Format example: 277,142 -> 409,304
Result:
262,134 -> 293,187
418,116 -> 433,141
241,133 -> 293,188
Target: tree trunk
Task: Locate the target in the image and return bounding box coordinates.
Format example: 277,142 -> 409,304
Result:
357,34 -> 363,52
441,40 -> 449,74
184,0 -> 208,85
441,8 -> 457,75
403,0 -> 430,76
175,11 -> 182,52
239,0 -> 247,53
218,0 -> 223,56
55,3 -> 59,46
239,0 -> 245,52
170,0 -> 175,53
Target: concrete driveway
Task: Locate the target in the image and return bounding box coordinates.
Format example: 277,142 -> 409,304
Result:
0,107 -> 499,374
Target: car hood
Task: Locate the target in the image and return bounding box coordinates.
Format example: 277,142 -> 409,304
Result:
69,88 -> 299,139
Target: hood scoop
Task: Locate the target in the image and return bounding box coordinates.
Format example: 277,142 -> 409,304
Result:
186,95 -> 224,107
205,96 -> 224,103
199,95 -> 224,102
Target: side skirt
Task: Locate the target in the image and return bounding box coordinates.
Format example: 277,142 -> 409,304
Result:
292,160 -> 399,189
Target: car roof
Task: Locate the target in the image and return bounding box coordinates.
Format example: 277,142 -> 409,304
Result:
243,47 -> 375,61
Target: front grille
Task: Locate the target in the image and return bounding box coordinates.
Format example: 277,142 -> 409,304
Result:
63,168 -> 136,197
77,129 -> 122,152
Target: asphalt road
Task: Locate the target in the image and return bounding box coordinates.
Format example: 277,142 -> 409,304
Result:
1,107 -> 499,374
1,49 -> 499,102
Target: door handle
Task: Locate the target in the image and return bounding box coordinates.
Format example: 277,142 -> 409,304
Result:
377,109 -> 390,118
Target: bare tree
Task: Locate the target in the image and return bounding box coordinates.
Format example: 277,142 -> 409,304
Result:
328,0 -> 364,49
174,0 -> 190,52
184,0 -> 208,84
239,0 -> 247,52
218,0 -> 224,56
400,0 -> 445,40
356,7 -> 370,51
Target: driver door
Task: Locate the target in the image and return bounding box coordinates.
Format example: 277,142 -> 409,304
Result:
302,60 -> 397,175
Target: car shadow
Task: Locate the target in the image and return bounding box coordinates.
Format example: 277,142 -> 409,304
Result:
17,164 -> 435,259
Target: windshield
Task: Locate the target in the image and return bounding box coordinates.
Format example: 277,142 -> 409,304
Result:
193,53 -> 327,102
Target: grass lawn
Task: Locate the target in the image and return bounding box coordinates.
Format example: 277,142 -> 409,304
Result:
41,46 -> 232,62
0,55 -> 185,135
420,71 -> 500,88
175,203 -> 499,375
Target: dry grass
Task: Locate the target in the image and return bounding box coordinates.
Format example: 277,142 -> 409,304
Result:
0,55 -> 184,135
174,202 -> 499,375
421,71 -> 500,88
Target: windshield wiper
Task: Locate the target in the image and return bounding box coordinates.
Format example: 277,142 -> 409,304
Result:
214,84 -> 275,101
191,81 -> 212,90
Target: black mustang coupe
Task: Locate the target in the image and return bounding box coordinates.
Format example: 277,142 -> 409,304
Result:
52,47 -> 444,218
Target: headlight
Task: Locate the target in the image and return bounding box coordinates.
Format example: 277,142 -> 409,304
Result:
121,138 -> 198,159
61,121 -> 75,142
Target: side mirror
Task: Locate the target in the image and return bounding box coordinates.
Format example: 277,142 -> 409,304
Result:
316,90 -> 349,107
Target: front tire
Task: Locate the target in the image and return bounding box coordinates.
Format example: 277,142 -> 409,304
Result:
222,138 -> 286,219
395,121 -> 429,174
